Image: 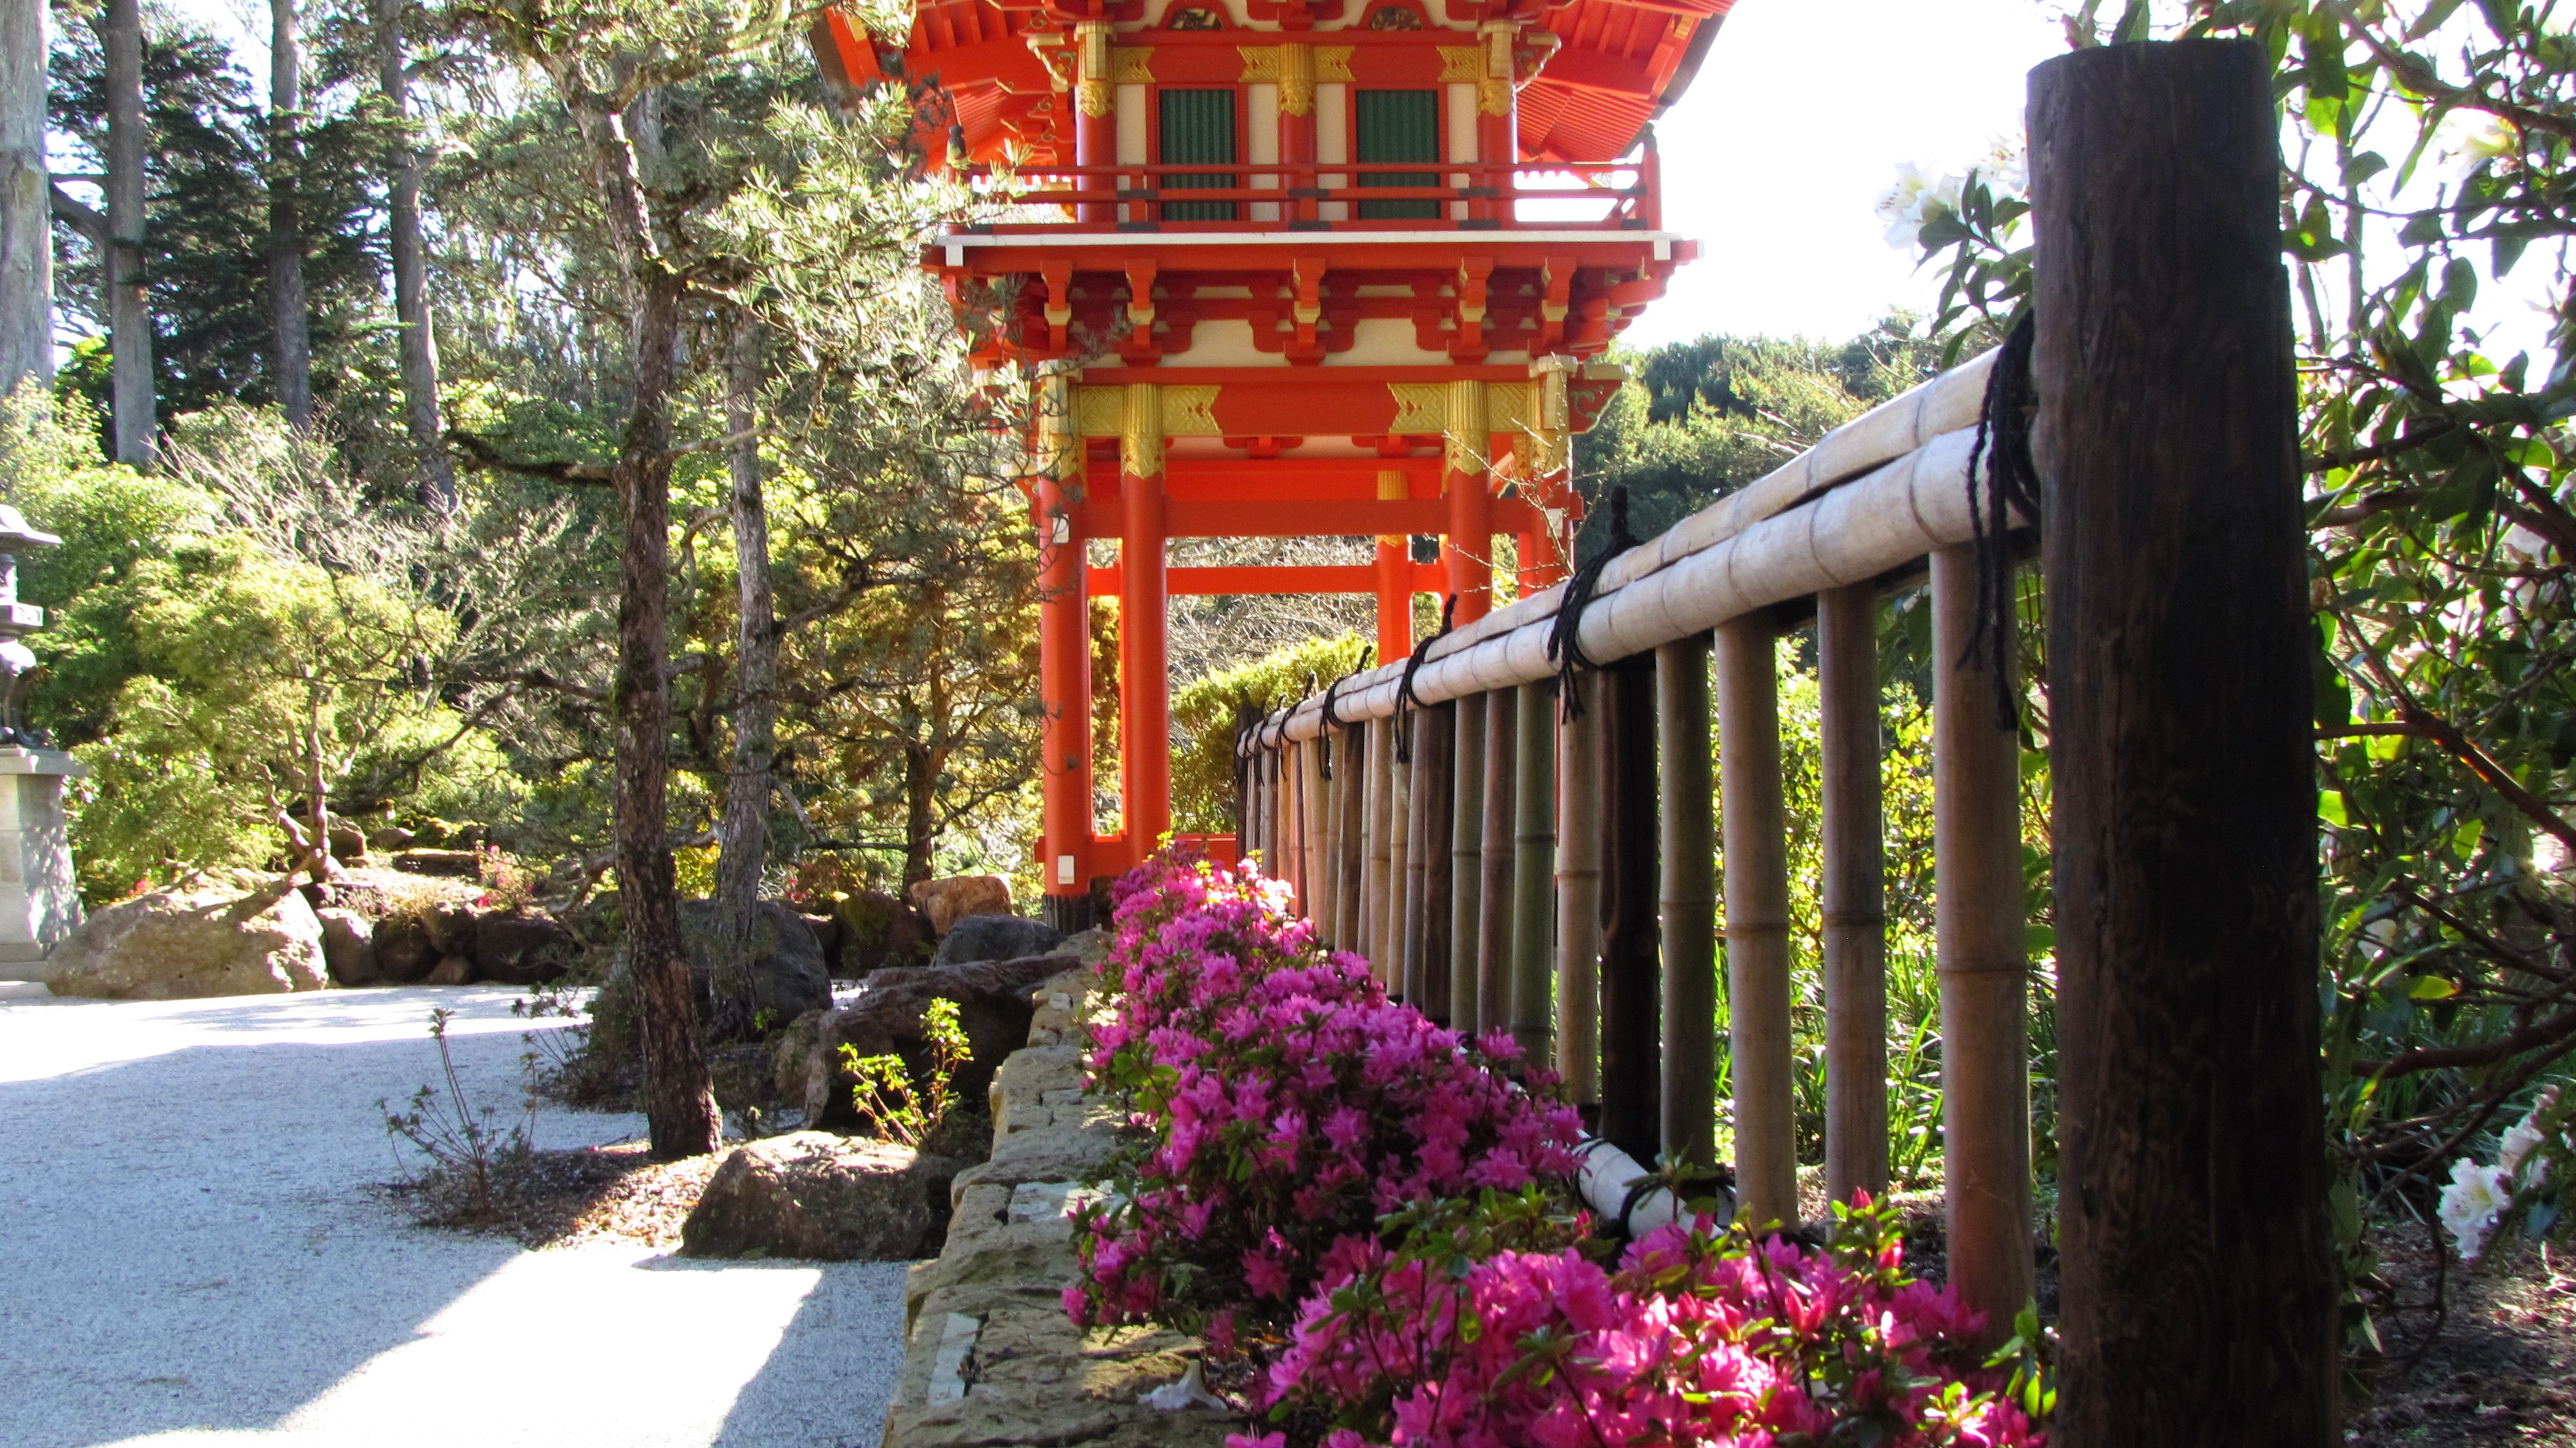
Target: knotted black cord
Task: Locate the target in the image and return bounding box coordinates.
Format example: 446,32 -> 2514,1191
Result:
1302,672 -> 1324,779
1547,487 -> 1640,723
1393,594 -> 1459,764
1317,674 -> 1348,780
1315,644 -> 1373,778
1964,313 -> 2041,732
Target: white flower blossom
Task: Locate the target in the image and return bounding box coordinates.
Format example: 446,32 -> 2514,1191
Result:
2436,113 -> 2515,182
2438,1156 -> 2513,1259
2500,1118 -> 2548,1182
1874,162 -> 1942,251
1973,134 -> 2028,201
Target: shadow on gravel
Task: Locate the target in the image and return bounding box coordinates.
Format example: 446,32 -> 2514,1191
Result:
0,1024 -> 553,1447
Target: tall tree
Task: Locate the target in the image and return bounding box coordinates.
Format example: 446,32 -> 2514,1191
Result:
376,0 -> 453,506
0,0 -> 47,394
98,0 -> 149,463
711,308 -> 775,1027
266,0 -> 311,428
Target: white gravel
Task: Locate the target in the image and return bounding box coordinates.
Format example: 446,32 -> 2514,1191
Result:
0,984 -> 912,1447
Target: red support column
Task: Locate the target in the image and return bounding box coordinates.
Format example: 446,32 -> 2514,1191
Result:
1445,381 -> 1492,624
1075,20 -> 1114,224
1375,469 -> 1414,662
1035,374 -> 1093,928
1119,383 -> 1174,851
1474,23 -> 1518,226
1280,43 -> 1319,227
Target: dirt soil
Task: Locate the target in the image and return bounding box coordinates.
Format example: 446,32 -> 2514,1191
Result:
388,1142 -> 723,1249
2350,1220 -> 2576,1445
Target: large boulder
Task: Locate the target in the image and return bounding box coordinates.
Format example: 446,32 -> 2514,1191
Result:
833,888 -> 932,975
373,913 -> 440,983
392,848 -> 478,878
909,875 -> 1011,937
46,886 -> 329,1000
804,954 -> 1075,1131
316,907 -> 380,986
473,913 -> 575,986
932,914 -> 1064,968
679,1132 -> 962,1261
676,899 -> 833,1024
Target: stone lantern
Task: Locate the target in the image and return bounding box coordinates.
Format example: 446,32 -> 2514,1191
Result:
0,503 -> 83,979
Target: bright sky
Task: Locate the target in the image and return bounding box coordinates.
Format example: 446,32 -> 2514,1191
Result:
167,0 -> 2071,350
1629,0 -> 2070,348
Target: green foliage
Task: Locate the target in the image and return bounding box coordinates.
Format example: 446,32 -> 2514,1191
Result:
841,997 -> 971,1147
1170,631 -> 1373,837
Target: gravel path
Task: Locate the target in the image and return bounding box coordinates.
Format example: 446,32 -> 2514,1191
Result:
0,984 -> 911,1448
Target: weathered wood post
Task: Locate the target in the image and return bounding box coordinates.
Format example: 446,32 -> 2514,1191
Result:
1819,584 -> 1889,1209
1335,723 -> 1367,952
1717,616 -> 1794,1231
1931,545 -> 2032,1340
1416,701 -> 1456,1022
1387,727 -> 1414,984
1509,679 -> 1556,1061
1556,672 -> 1603,1109
1363,716 -> 1393,982
1450,695 -> 1488,1029
1300,734 -> 1328,915
2032,39 -> 2333,1442
1657,635 -> 1717,1173
1597,650 -> 1662,1162
1478,690 -> 1517,1036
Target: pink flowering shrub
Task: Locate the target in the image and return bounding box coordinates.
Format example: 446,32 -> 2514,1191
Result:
1068,853 -> 1584,1343
1249,1195 -> 2048,1448
1071,851 -> 2050,1447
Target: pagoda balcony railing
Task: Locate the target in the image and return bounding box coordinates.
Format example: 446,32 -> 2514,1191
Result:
945,153 -> 1662,235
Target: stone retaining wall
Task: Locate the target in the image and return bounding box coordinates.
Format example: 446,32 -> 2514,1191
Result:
881,957 -> 1239,1448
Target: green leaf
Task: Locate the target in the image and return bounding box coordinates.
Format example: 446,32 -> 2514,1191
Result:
2320,791 -> 2349,827
2024,923 -> 2057,955
2114,0 -> 2151,43
2407,975 -> 2458,1000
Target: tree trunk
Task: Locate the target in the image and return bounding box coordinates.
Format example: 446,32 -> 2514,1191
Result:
711,312 -> 775,1034
2032,39 -> 2334,1444
376,0 -> 453,507
902,742 -> 936,888
97,0 -> 151,464
0,0 -> 50,396
564,87 -> 716,1160
266,0 -> 312,428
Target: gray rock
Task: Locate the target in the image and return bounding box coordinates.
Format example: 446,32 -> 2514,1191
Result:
679,1132 -> 962,1261
373,913 -> 438,983
425,955 -> 477,986
804,955 -> 1075,1131
392,848 -> 477,877
931,915 -> 1063,968
678,899 -> 833,1024
316,906 -> 379,986
834,888 -> 932,974
46,886 -> 328,1000
473,913 -> 574,986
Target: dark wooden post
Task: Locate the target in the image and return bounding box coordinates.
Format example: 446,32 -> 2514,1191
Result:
1657,635 -> 1717,1174
1819,584 -> 1889,1209
2032,39 -> 2333,1445
1555,674 -> 1603,1109
1417,701 -> 1457,1023
1450,696 -> 1487,1028
1335,723 -> 1367,952
1596,650 -> 1660,1164
1477,690 -> 1517,1036
1508,680 -> 1556,1062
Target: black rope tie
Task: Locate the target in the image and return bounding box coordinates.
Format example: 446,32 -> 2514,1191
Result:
1393,594 -> 1459,764
1547,487 -> 1641,722
1964,312 -> 2041,733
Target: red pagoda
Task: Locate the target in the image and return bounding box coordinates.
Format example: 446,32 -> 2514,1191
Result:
822,0 -> 1727,927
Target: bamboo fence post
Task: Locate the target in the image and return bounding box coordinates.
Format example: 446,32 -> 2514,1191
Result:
1509,679 -> 1556,1063
2034,40 -> 2332,1438
1477,690 -> 1517,1036
1417,702 -> 1456,1022
1312,732 -> 1339,935
1717,616 -> 1794,1231
1931,545 -> 2032,1348
1387,728 -> 1414,988
1301,736 -> 1328,916
1555,672 -> 1603,1109
1819,583 -> 1889,1209
1282,740 -> 1304,904
1598,650 -> 1661,1164
1336,724 -> 1367,952
1657,635 -> 1717,1174
1401,716 -> 1429,1002
1362,717 -> 1392,984
1450,694 -> 1487,1030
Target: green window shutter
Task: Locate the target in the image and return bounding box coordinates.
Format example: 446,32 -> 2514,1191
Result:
1159,89 -> 1237,222
1355,89 -> 1440,220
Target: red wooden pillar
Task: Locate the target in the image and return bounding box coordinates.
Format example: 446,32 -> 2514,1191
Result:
1119,383 -> 1172,850
1034,374 -> 1093,929
1075,20 -> 1114,224
1279,43 -> 1318,227
1445,381 -> 1492,624
1375,468 -> 1414,662
1474,23 -> 1517,226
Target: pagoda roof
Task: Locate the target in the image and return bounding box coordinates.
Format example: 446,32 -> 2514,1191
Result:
819,0 -> 1730,167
